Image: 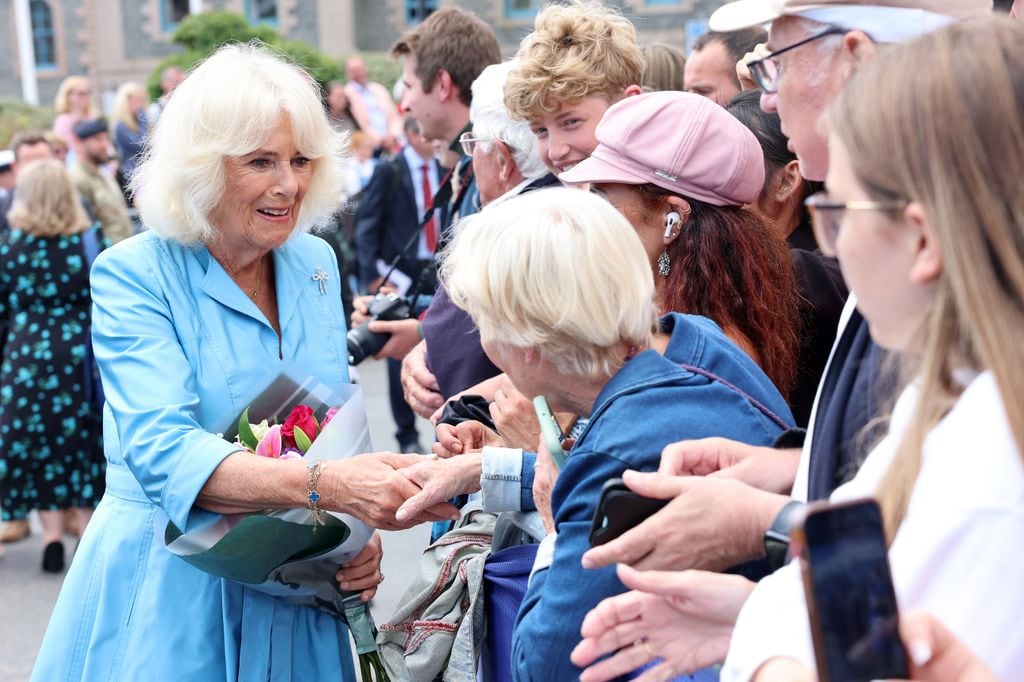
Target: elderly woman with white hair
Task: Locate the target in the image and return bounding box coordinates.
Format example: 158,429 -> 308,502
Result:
31,43 -> 458,682
396,187 -> 793,679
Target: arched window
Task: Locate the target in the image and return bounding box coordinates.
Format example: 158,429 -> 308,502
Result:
29,0 -> 56,69
246,0 -> 278,25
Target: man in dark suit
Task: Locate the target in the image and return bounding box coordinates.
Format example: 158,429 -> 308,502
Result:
354,116 -> 443,453
355,116 -> 443,296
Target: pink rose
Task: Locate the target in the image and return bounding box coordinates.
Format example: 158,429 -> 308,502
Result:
281,405 -> 318,449
320,407 -> 340,431
255,424 -> 282,458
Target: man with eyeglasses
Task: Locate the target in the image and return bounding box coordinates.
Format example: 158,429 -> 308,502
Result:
570,0 -> 993,678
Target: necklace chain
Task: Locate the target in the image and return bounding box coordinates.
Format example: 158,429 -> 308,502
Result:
221,256 -> 263,301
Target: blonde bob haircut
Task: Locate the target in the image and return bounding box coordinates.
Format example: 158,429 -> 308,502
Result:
132,42 -> 346,244
829,17 -> 1024,540
504,0 -> 644,120
441,187 -> 658,380
7,159 -> 90,237
54,76 -> 99,117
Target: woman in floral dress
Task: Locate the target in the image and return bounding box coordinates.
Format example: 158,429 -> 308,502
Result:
0,158 -> 106,572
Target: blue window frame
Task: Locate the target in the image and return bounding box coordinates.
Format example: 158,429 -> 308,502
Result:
29,0 -> 56,69
505,0 -> 542,19
405,0 -> 437,24
160,0 -> 190,32
246,0 -> 278,25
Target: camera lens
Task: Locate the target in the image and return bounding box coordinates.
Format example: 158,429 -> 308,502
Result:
346,322 -> 389,365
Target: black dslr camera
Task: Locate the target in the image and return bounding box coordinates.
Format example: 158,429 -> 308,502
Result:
346,292 -> 413,365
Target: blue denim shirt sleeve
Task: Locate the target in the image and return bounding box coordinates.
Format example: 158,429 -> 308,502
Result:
511,448 -> 630,681
480,447 -> 537,512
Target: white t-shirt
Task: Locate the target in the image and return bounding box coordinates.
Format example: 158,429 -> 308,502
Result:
723,371 -> 1024,681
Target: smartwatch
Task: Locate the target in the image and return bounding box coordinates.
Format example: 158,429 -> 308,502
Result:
764,500 -> 805,572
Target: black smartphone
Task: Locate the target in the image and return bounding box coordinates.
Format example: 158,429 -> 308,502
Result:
794,498 -> 910,682
588,477 -> 669,547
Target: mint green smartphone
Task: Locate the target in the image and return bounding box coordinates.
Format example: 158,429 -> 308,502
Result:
533,395 -> 567,470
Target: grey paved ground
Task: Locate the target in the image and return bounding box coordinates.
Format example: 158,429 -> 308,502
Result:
0,358 -> 435,681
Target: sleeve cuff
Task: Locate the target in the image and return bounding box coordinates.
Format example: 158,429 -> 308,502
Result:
481,446 -> 526,512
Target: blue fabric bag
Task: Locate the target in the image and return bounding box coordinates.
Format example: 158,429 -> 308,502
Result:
480,543 -> 538,682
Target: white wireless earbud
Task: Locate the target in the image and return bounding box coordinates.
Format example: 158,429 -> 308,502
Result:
663,211 -> 682,240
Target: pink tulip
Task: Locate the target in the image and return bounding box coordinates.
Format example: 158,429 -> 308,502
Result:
279,449 -> 302,461
255,424 -> 283,458
321,407 -> 340,431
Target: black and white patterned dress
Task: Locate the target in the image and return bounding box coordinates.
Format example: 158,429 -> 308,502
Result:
0,225 -> 106,518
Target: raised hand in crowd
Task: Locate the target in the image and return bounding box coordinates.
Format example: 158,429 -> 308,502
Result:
433,420 -> 505,458
335,532 -> 384,602
401,340 -> 445,418
659,437 -> 801,495
735,43 -> 770,91
580,469 -> 787,572
489,375 -> 577,452
571,564 -> 754,682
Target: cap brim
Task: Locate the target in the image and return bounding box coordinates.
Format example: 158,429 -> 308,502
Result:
709,0 -> 785,31
558,148 -> 646,188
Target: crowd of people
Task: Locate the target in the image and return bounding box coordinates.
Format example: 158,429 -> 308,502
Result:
2,0 -> 1023,680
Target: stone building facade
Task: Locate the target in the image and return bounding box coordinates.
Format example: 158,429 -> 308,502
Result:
1,0 -> 722,107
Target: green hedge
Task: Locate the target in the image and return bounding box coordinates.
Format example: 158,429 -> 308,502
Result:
0,98 -> 54,150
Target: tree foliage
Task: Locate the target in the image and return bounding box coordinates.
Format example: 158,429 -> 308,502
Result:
146,10 -> 342,100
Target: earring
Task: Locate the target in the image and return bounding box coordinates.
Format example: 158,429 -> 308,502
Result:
658,249 -> 670,276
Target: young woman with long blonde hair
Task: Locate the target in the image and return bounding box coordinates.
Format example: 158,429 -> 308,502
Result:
726,16 -> 1024,681
52,75 -> 100,164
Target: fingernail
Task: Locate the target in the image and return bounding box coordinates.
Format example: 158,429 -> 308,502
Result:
340,581 -> 350,588
581,556 -> 594,569
909,640 -> 933,666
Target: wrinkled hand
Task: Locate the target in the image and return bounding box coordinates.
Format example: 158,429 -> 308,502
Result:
394,453 -> 482,523
489,376 -> 541,450
572,564 -> 754,682
882,612 -> 999,682
367,318 -> 421,361
533,435 -> 559,534
326,452 -> 460,530
736,43 -> 770,91
660,437 -> 800,495
350,286 -> 398,328
581,471 -> 787,572
433,420 -> 506,458
401,340 -> 445,419
335,531 -> 383,602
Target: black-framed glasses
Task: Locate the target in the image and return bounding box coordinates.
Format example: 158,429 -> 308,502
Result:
747,26 -> 847,94
459,132 -> 494,156
805,192 -> 907,257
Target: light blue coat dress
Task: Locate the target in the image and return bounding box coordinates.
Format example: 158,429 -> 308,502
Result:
32,231 -> 356,681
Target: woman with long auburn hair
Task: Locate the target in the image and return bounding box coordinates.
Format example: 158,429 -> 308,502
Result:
562,91 -> 801,400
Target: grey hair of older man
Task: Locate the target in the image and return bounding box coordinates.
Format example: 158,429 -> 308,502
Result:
469,60 -> 548,180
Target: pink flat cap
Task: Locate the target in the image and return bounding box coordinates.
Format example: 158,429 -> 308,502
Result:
559,91 -> 765,207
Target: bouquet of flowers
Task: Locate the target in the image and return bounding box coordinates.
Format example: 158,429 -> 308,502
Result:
162,369 -> 389,680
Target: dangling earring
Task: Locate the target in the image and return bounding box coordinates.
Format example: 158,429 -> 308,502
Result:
658,249 -> 670,276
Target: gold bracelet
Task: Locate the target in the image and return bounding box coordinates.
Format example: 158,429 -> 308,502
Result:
307,459 -> 328,531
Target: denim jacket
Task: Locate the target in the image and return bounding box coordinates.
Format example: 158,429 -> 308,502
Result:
511,313 -> 794,681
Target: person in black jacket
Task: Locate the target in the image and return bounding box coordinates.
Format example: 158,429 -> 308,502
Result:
353,116 -> 443,452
